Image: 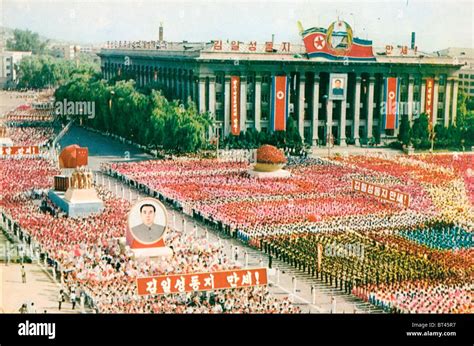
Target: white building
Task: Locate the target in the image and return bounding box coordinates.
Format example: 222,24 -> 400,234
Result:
436,47 -> 474,98
0,51 -> 32,89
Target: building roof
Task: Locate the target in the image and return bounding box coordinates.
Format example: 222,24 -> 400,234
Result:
435,47 -> 474,58
99,41 -> 461,67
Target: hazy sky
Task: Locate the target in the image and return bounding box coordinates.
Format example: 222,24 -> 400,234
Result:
1,0 -> 473,51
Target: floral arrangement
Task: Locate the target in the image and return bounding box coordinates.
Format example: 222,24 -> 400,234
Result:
256,145 -> 287,164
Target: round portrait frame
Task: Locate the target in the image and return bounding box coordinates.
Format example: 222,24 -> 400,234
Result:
127,197 -> 169,245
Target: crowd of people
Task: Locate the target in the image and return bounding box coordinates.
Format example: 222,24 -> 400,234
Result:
105,152 -> 473,313
105,155 -> 444,240
4,108 -> 54,122
352,279 -> 472,314
4,126 -> 55,147
411,153 -> 474,205
0,157 -> 301,313
0,158 -> 59,198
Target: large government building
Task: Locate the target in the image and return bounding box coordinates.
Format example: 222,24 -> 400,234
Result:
99,21 -> 463,146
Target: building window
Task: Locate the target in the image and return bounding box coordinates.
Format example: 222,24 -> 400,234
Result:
261,92 -> 269,103
247,109 -> 253,121
471,75 -> 474,79
247,90 -> 253,103
438,75 -> 446,86
262,75 -> 271,84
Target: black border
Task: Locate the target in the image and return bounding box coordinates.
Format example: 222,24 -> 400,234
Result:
0,313 -> 472,345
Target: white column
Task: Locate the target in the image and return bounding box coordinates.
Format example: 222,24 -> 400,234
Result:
379,77 -> 386,138
208,76 -> 216,116
451,79 -> 458,125
198,76 -> 206,113
224,76 -> 231,136
353,76 -> 361,145
340,98 -> 347,146
254,75 -> 262,131
327,99 -> 333,146
407,77 -> 414,124
432,78 -> 439,127
367,77 -> 375,138
240,76 -> 247,133
444,79 -> 452,128
312,75 -> 320,146
298,74 -> 306,140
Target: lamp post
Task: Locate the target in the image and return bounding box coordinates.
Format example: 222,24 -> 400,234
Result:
109,90 -> 115,110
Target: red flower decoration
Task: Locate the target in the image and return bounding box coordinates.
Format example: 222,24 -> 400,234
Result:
256,145 -> 287,164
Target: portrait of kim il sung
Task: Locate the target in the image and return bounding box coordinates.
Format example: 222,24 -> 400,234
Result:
128,198 -> 168,244
329,73 -> 347,100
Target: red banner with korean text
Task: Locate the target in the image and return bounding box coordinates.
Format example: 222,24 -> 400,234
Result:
352,179 -> 409,208
383,77 -> 399,130
0,146 -> 39,156
425,78 -> 435,127
230,76 -> 241,136
136,268 -> 268,296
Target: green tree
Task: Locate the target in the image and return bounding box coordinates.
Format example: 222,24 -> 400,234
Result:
411,113 -> 430,149
6,29 -> 48,54
398,113 -> 411,146
285,117 -> 303,150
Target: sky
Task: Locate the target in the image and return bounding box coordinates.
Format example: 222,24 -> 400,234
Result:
1,0 -> 473,52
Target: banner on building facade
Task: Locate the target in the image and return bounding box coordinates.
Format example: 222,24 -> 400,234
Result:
425,78 -> 435,127
0,146 -> 39,156
230,76 -> 241,136
299,20 -> 376,61
136,268 -> 268,296
383,77 -> 400,130
352,179 -> 410,208
270,75 -> 289,131
329,73 -> 348,100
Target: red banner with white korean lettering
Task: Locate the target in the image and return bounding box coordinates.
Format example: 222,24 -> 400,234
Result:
270,76 -> 289,131
352,179 -> 409,207
383,77 -> 399,130
136,268 -> 268,296
425,78 -> 435,127
0,146 -> 39,156
230,76 -> 240,136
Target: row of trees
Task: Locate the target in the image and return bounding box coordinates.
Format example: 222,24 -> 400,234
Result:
55,74 -> 213,153
222,117 -> 303,151
6,28 -> 100,89
15,55 -> 99,89
397,92 -> 474,151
